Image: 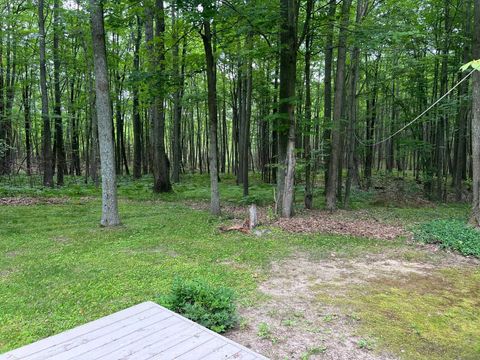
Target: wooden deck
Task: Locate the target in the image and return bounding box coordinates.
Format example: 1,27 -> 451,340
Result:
1,301 -> 267,360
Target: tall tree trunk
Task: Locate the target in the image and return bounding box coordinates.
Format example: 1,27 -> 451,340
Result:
277,0 -> 297,217
470,0 -> 480,226
455,0 -> 471,201
172,1 -> 184,183
201,20 -> 221,215
344,0 -> 367,207
22,68 -> 32,177
365,57 -> 379,190
133,15 -> 142,179
325,0 -> 352,211
0,30 -> 5,175
322,0 -> 337,191
303,0 -> 314,209
90,0 -> 120,226
151,0 -> 171,192
53,0 -> 66,186
238,33 -> 253,196
38,0 -> 53,187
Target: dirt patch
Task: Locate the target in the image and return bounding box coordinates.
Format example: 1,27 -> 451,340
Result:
0,197 -> 68,206
227,251 -> 477,359
274,212 -> 407,240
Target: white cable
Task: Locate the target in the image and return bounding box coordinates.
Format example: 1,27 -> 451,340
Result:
356,69 -> 475,147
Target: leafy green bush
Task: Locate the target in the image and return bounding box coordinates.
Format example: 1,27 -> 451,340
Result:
414,220 -> 480,258
159,278 -> 238,333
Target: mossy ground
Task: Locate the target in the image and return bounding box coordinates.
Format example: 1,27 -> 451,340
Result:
316,264 -> 480,360
0,174 -> 478,359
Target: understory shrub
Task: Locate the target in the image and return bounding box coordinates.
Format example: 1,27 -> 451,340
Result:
414,220 -> 480,258
159,278 -> 238,333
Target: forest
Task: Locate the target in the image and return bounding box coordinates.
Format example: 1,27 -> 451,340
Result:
0,0 -> 478,222
1,0 -> 480,359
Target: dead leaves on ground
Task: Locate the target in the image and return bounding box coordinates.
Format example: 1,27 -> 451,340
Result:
275,213 -> 406,240
0,197 -> 67,206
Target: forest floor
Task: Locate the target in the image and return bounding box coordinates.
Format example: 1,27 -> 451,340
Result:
0,174 -> 479,359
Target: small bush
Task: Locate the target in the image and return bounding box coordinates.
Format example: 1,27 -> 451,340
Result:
414,220 -> 480,258
159,278 -> 238,333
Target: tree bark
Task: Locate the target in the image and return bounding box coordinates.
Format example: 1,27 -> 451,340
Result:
278,0 -> 297,217
133,15 -> 142,179
344,0 -> 367,207
53,0 -> 66,186
172,1 -> 184,183
38,0 -> 54,187
303,0 -> 314,209
470,0 -> 480,226
148,0 -> 171,193
90,0 -> 120,226
322,0 -> 337,191
325,0 -> 352,211
201,20 -> 221,215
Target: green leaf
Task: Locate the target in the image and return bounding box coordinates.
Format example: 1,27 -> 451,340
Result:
460,59 -> 480,72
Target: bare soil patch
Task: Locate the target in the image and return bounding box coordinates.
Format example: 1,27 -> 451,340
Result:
227,251 -> 477,359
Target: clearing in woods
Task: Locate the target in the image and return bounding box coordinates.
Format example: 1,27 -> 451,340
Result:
1,175 -> 479,360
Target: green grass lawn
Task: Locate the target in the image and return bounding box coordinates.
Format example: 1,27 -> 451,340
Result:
0,174 -> 478,359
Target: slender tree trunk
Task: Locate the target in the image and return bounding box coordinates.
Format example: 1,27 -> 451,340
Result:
278,0 -> 297,217
455,0 -> 471,200
172,2 -> 185,183
133,15 -> 142,179
22,68 -> 32,177
90,0 -> 120,226
322,0 -> 337,191
53,0 -> 65,186
38,0 -> 53,187
470,0 -> 480,226
201,20 -> 221,215
344,0 -> 367,207
303,0 -> 314,209
326,0 -> 352,211
0,30 -> 5,175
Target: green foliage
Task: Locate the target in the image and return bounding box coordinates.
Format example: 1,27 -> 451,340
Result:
460,59 -> 480,72
414,220 -> 480,258
257,322 -> 271,339
159,278 -> 238,333
357,338 -> 376,350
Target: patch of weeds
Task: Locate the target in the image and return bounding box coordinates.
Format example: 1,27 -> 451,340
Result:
281,318 -> 297,327
357,338 -> 376,350
414,219 -> 480,258
257,322 -> 278,343
159,278 -> 238,333
322,313 -> 339,322
238,317 -> 249,330
347,313 -> 361,321
300,346 -> 327,359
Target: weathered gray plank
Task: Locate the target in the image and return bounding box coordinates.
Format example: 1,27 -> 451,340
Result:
152,330 -> 213,359
1,302 -> 268,360
198,343 -> 250,360
226,350 -> 261,360
122,325 -> 202,360
175,337 -> 229,360
88,315 -> 182,359
24,307 -> 165,360
94,322 -> 196,359
46,311 -> 172,360
1,302 -> 155,360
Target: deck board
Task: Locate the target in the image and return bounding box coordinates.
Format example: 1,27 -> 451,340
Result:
1,301 -> 267,360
